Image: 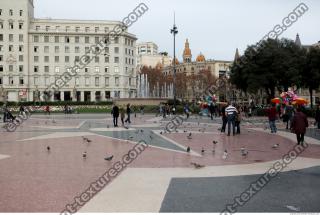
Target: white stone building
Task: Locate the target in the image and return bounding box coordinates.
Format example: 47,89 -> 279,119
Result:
0,0 -> 137,102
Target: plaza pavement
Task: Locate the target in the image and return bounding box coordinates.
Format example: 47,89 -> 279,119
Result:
0,113 -> 319,212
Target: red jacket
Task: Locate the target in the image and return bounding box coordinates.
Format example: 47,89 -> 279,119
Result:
267,107 -> 277,121
291,112 -> 308,134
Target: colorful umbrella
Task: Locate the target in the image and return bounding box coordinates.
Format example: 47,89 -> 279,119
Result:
271,98 -> 281,104
292,98 -> 308,105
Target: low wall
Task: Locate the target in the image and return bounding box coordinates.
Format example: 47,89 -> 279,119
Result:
114,98 -> 169,106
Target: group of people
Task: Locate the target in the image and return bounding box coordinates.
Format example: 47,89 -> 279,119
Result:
220,103 -> 242,136
111,104 -> 132,127
159,103 -> 176,118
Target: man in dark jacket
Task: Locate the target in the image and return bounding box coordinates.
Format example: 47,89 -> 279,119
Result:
315,105 -> 320,129
291,107 -> 309,145
112,105 -> 120,127
125,103 -> 131,124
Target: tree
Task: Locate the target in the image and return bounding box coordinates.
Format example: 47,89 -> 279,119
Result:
303,47 -> 320,107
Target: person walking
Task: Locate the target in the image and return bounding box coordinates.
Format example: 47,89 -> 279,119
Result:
120,106 -> 125,126
291,107 -> 309,145
225,103 -> 237,136
315,105 -> 320,129
184,104 -> 190,119
267,103 -> 278,133
235,106 -> 242,134
45,105 -> 50,115
209,103 -> 215,120
284,103 -> 294,129
125,103 -> 131,124
111,104 -> 119,127
221,104 -> 227,133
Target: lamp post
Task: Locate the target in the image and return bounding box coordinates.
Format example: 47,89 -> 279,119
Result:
170,16 -> 178,111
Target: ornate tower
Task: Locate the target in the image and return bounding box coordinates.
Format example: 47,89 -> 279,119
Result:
183,39 -> 192,63
234,48 -> 240,63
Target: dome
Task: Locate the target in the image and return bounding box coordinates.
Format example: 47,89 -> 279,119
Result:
196,53 -> 206,62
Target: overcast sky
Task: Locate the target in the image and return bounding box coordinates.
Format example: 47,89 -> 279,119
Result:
34,0 -> 320,61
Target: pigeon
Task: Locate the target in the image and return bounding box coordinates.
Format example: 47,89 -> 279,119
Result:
140,129 -> 144,133
82,152 -> 87,159
241,148 -> 248,157
212,140 -> 218,145
186,147 -> 191,153
187,133 -> 192,139
82,137 -> 92,143
190,162 -> 205,169
46,146 -> 50,152
201,148 -> 205,154
222,150 -> 228,160
183,130 -> 187,133
272,144 -> 280,149
160,131 -> 163,135
104,155 -> 114,161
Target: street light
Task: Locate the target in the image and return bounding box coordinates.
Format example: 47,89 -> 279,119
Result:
170,14 -> 178,111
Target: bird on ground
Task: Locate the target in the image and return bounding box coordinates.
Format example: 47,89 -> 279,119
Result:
212,140 -> 218,145
272,144 -> 280,149
104,155 -> 114,161
82,152 -> 87,159
222,150 -> 228,160
46,146 -> 50,152
82,136 -> 92,143
140,129 -> 144,133
241,148 -> 248,157
190,162 -> 205,169
187,133 -> 192,139
186,147 -> 191,153
160,131 -> 163,135
201,148 -> 205,154
183,130 -> 187,133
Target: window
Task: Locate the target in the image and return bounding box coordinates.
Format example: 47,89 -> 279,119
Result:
55,46 -> 59,53
0,22 -> 3,29
75,77 -> 80,86
44,56 -> 49,62
55,26 -> 60,32
0,66 -> 3,72
105,67 -> 109,73
114,57 -> 119,63
105,56 -> 109,63
0,45 -> 2,52
0,9 -> 2,16
75,46 -> 80,53
55,56 -> 59,63
65,36 -> 70,43
75,36 -> 79,43
44,46 -> 49,53
65,46 -> 70,53
85,47 -> 90,53
75,27 -> 80,32
114,66 -> 119,73
55,66 -> 60,73
66,26 -> 70,32
19,77 -> 24,85
0,55 -> 2,62
9,65 -> 13,72
0,77 -> 2,84
9,77 -> 13,85
115,77 -> 119,86
95,37 -> 99,43
35,26 -> 40,31
95,77 -> 99,86
34,56 -> 39,62
34,66 -> 39,73
19,23 -> 23,29
75,56 -> 79,62
45,77 -> 49,85
19,55 -> 23,62
9,10 -> 13,16
44,66 -> 49,73
9,22 -> 14,29
9,45 -> 13,52
45,26 -> 50,31
85,27 -> 90,32
95,27 -> 99,33
104,27 -> 109,33
95,56 -> 99,63
114,37 -> 119,44
19,34 -> 23,42
0,34 -> 2,41
85,67 -> 89,73
19,45 -> 23,52
33,36 -> 39,42
34,46 -> 39,53
105,47 -> 109,53
85,77 -> 90,86
44,36 -> 49,42
9,34 -> 13,42
19,10 -> 23,16
95,67 -> 99,73
65,56 -> 69,63
114,47 -> 119,54
55,36 -> 59,43
19,65 -> 23,72
105,77 -> 109,86
85,37 -> 90,43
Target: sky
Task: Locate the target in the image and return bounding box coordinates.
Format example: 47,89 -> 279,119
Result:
34,0 -> 320,61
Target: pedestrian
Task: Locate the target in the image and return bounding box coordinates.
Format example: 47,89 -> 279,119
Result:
125,103 -> 131,124
221,104 -> 227,133
140,105 -> 145,115
184,104 -> 190,119
209,103 -> 215,120
120,106 -> 125,126
112,104 -> 119,127
225,102 -> 237,136
291,107 -> 308,145
235,106 -> 242,134
19,105 -> 25,115
315,105 -> 320,129
45,105 -> 50,115
267,103 -> 278,133
284,103 -> 294,130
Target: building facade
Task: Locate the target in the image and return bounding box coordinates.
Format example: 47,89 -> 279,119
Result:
0,0 -> 137,102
